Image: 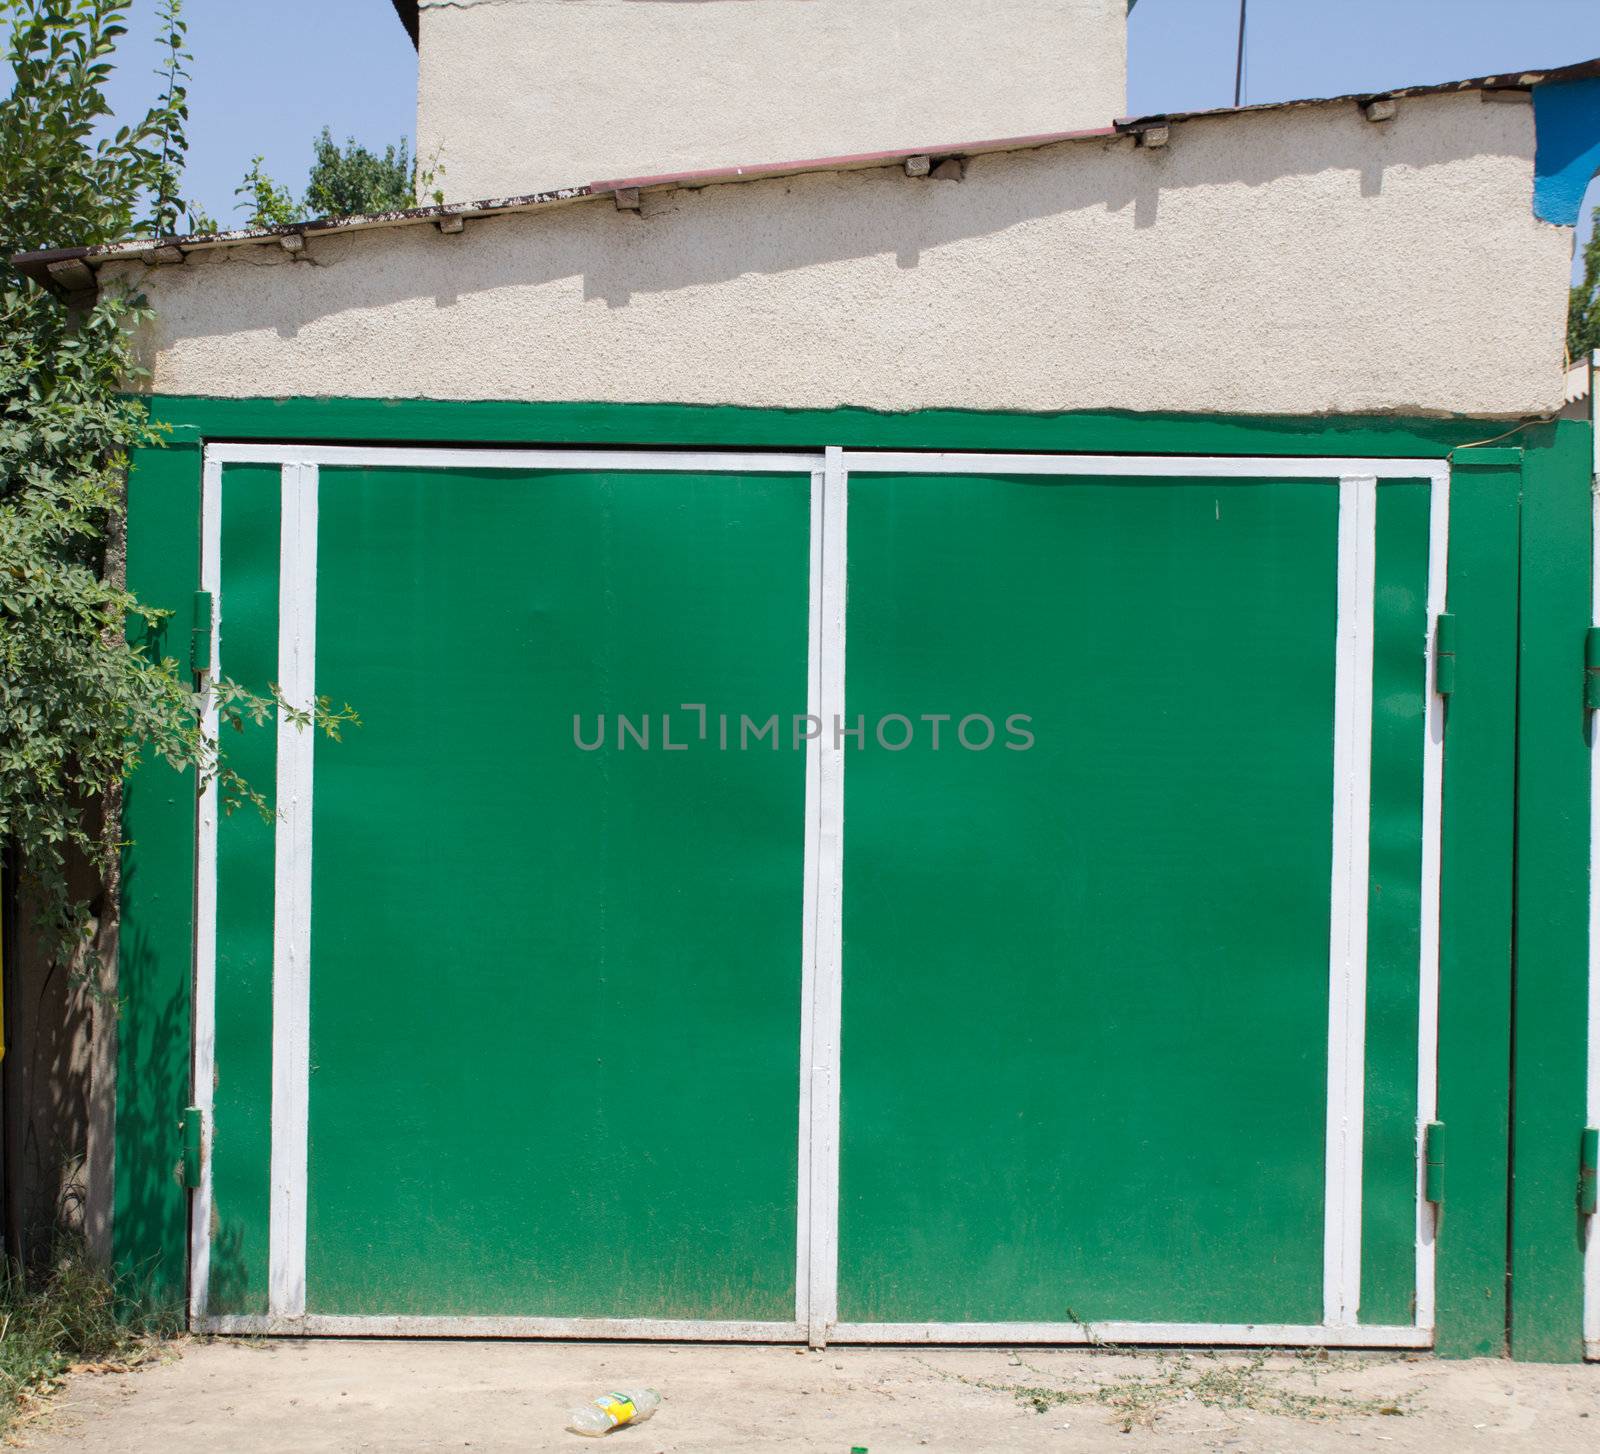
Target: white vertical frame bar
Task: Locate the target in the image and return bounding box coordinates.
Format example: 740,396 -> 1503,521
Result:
267,462 -> 318,1322
1414,467 -> 1450,1335
188,451 -> 223,1326
1586,386 -> 1600,1360
794,467 -> 824,1330
805,446 -> 847,1348
1325,475 -> 1378,1328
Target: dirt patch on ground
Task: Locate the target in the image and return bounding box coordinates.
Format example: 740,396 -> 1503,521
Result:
14,1338 -> 1600,1452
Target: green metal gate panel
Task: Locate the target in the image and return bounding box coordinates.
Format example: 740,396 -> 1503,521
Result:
1360,482 -> 1432,1327
826,458 -> 1442,1343
839,473 -> 1340,1326
1496,421 -> 1596,1365
196,452 -> 814,1332
205,464 -> 281,1315
306,465 -> 807,1321
183,437 -> 1451,1347
129,402 -> 1600,1357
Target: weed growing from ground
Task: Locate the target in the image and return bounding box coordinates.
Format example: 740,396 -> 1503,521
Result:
919,1346 -> 1410,1434
0,1239 -> 176,1434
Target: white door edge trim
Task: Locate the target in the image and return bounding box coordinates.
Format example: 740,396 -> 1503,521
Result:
828,1321 -> 1433,1348
266,461 -> 317,1321
839,452 -> 1450,483
1325,476 -> 1378,1328
805,447 -> 847,1348
194,1315 -> 1429,1348
188,453 -> 223,1326
203,445 -> 823,473
200,1315 -> 807,1341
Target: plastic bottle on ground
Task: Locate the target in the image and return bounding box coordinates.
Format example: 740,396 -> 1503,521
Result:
565,1387 -> 662,1437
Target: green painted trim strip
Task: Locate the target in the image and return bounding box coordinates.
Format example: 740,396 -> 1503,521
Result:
115,441 -> 202,1310
1509,418 -> 1593,1363
1452,447 -> 1526,467
1434,451 -> 1520,1359
142,395 -> 1516,458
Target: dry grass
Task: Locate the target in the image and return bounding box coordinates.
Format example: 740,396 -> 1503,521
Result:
924,1347 -> 1411,1434
0,1239 -> 175,1438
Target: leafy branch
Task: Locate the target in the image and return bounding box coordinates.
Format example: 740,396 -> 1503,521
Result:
1571,199 -> 1600,363
0,0 -> 354,979
235,129 -> 445,228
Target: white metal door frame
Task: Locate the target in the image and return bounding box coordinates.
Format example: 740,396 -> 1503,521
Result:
191,444 -> 1448,1348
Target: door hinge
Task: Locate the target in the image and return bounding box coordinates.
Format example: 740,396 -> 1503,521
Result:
1424,1120 -> 1446,1205
1586,628 -> 1600,711
1434,614 -> 1456,697
190,591 -> 213,678
1581,1127 -> 1599,1216
180,1106 -> 203,1191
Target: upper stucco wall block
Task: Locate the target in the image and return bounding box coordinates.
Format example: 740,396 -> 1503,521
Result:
111,92 -> 1572,419
415,0 -> 1129,202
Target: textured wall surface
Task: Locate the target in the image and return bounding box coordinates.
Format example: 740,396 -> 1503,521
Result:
414,0 -> 1128,202
112,93 -> 1572,419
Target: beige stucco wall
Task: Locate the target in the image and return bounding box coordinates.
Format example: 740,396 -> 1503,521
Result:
415,0 -> 1129,202
111,92 -> 1572,419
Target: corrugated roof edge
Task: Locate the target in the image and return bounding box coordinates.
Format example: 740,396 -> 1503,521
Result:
14,54 -> 1600,296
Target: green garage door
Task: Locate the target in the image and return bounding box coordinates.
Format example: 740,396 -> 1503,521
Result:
188,444 -> 1447,1347
820,453 -> 1447,1347
194,448 -> 816,1335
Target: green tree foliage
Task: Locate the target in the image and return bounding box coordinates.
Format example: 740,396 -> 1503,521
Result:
235,153 -> 300,228
0,0 -> 353,972
1570,202 -> 1600,363
0,0 -> 194,249
232,129 -> 436,227
304,127 -> 414,216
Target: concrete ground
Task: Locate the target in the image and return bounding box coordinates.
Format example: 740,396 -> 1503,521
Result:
15,1339 -> 1600,1453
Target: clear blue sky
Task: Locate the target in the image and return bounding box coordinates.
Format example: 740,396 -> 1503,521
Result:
100,0 -> 1600,249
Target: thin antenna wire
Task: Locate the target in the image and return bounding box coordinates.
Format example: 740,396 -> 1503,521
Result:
1233,0 -> 1248,108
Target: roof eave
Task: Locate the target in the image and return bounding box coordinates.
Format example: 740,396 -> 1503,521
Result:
14,54 -> 1599,296
1118,59 -> 1597,129
12,185 -> 595,294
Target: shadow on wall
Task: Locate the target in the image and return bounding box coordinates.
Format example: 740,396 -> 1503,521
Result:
131,91 -> 1524,332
